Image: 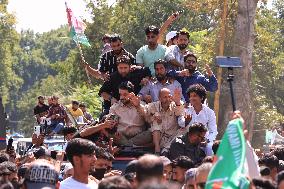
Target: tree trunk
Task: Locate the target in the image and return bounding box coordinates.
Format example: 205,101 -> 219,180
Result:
218,0 -> 258,136
0,97 -> 6,150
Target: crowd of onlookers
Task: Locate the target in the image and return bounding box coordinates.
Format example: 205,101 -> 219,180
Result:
1,12 -> 283,189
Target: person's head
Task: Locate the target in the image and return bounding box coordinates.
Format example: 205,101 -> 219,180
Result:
98,176 -> 132,189
138,181 -> 180,189
184,53 -> 197,74
0,161 -> 18,185
23,159 -> 59,189
187,123 -> 207,145
0,152 -> 9,163
47,96 -> 53,106
271,147 -> 284,161
159,88 -> 172,108
79,103 -> 87,112
136,154 -> 164,184
258,154 -> 279,180
154,60 -> 167,82
71,100 -> 79,110
0,177 -> 13,189
117,55 -> 131,77
184,168 -> 197,189
110,34 -> 123,55
166,31 -> 178,46
102,34 -> 111,44
160,156 -> 172,181
62,127 -> 77,141
119,81 -> 134,105
65,138 -> 97,175
195,163 -> 212,189
63,163 -> 74,180
277,171 -> 284,189
52,96 -> 59,105
177,30 -> 190,50
92,148 -> 114,180
252,177 -> 276,189
172,156 -> 194,184
124,159 -> 137,186
145,25 -> 159,48
186,84 -> 207,105
37,96 -> 45,105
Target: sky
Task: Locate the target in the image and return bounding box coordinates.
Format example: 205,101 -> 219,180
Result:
7,0 -> 93,33
8,0 -> 273,34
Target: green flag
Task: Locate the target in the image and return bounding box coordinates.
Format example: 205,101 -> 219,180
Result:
205,119 -> 250,189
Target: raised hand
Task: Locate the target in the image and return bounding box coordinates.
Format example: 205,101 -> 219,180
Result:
140,77 -> 149,86
205,64 -> 213,77
128,92 -> 140,107
172,88 -> 182,105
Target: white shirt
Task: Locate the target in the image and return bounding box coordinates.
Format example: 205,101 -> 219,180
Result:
60,177 -> 98,189
178,104 -> 217,142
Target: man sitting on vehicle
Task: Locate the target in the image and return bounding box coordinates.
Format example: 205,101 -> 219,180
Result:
99,54 -> 151,111
168,123 -> 207,165
34,96 -> 49,124
46,96 -> 68,135
138,59 -> 184,103
178,84 -> 217,155
79,103 -> 94,123
67,100 -> 86,123
108,81 -> 152,146
131,88 -> 185,154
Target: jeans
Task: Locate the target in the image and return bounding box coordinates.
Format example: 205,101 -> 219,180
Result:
50,120 -> 64,134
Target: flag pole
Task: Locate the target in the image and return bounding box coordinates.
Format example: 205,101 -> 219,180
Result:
76,41 -> 92,84
65,2 -> 91,84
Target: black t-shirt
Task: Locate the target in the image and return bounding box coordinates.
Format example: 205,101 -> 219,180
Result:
99,67 -> 151,100
33,104 -> 49,115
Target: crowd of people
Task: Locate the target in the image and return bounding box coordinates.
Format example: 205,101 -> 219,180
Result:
0,12 -> 283,189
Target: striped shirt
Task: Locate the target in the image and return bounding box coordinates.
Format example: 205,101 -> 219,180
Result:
98,48 -> 136,74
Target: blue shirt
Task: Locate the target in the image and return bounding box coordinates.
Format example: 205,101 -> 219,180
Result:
168,70 -> 218,102
138,79 -> 185,102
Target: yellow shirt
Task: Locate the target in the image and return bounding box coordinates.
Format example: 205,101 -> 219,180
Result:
67,106 -> 84,118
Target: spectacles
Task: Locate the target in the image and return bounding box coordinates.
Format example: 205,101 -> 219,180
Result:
197,182 -> 206,189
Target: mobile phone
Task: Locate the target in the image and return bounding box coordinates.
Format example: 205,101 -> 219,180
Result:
34,126 -> 41,137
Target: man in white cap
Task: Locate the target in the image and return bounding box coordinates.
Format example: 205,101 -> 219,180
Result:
165,29 -> 191,71
165,31 -> 178,47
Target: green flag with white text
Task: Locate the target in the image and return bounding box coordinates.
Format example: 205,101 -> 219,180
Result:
205,119 -> 250,189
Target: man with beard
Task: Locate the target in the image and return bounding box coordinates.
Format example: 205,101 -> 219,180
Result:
60,138 -> 98,189
138,59 -> 184,103
165,29 -> 191,70
99,55 -> 151,105
169,53 -> 218,103
136,25 -> 167,76
34,96 -> 49,124
130,88 -> 185,154
85,34 -> 136,81
108,81 -> 152,146
47,96 -> 68,135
